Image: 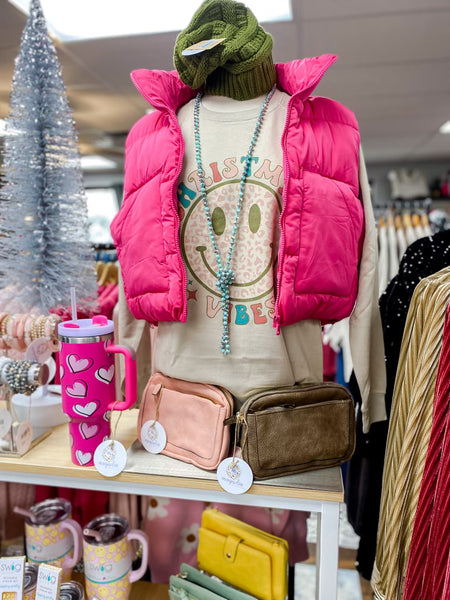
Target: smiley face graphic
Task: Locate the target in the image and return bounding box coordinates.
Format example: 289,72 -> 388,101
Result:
181,180 -> 281,302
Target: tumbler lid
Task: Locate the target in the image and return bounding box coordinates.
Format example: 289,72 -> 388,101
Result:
59,581 -> 85,600
24,563 -> 38,593
58,316 -> 113,337
28,498 -> 71,525
83,514 -> 129,545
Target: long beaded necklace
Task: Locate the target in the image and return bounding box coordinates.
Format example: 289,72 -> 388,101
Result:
193,85 -> 276,355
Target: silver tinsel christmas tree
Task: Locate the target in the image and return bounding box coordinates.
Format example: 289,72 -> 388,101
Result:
0,0 -> 97,313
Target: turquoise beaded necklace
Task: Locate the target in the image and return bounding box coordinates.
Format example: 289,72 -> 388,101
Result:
193,85 -> 276,355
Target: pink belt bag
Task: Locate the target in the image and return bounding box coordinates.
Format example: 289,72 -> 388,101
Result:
137,372 -> 233,470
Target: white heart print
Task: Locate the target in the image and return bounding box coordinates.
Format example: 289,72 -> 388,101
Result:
67,354 -> 94,373
95,365 -> 114,384
65,380 -> 87,398
60,365 -> 65,380
79,422 -> 100,440
73,400 -> 100,417
76,450 -> 92,466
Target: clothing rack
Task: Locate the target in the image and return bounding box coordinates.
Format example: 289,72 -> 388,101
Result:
373,197 -> 432,220
93,243 -> 118,264
376,202 -> 433,296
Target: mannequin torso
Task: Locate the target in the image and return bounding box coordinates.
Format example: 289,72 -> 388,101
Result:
155,89 -> 323,403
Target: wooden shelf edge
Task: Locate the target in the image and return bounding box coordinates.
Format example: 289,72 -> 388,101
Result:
0,410 -> 344,504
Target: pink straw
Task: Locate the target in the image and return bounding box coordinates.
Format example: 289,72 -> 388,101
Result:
13,506 -> 37,523
70,286 -> 78,321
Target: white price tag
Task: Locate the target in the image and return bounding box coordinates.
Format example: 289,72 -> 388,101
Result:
141,420 -> 167,454
217,457 -> 253,494
94,440 -> 127,477
0,408 -> 12,439
182,37 -> 226,55
15,421 -> 33,454
26,338 -> 53,364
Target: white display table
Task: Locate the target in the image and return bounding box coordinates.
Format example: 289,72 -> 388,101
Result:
0,409 -> 343,600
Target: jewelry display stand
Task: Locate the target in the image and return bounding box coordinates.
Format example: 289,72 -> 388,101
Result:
0,427 -> 51,457
0,409 -> 344,600
0,389 -> 51,457
0,358 -> 51,456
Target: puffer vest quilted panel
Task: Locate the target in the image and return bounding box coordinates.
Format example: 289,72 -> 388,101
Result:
275,94 -> 363,327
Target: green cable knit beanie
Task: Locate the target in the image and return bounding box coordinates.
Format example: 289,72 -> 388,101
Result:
174,0 -> 276,100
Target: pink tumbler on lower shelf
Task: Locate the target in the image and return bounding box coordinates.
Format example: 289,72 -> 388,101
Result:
58,315 -> 137,467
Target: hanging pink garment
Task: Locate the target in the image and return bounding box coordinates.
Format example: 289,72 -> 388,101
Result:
143,498 -> 308,583
403,302 -> 450,599
97,283 -> 119,320
109,492 -> 148,531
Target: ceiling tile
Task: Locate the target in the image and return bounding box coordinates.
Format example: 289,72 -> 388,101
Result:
302,11 -> 450,66
298,0 -> 450,20
315,61 -> 450,103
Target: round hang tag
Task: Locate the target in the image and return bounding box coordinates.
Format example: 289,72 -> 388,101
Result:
44,356 -> 57,383
94,440 -> 127,477
141,420 -> 167,454
26,338 -> 53,364
217,457 -> 253,494
0,408 -> 12,439
15,421 -> 33,455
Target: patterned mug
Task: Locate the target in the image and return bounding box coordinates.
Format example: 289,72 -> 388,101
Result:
58,316 -> 137,467
83,514 -> 149,600
22,498 -> 82,583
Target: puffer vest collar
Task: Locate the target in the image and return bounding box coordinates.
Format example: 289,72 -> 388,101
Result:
130,54 -> 338,112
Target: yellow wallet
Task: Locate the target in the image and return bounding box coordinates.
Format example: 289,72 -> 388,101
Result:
197,508 -> 289,600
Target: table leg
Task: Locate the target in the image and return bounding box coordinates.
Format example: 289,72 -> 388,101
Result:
315,501 -> 340,600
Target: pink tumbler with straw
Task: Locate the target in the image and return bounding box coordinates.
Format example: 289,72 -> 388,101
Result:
58,315 -> 137,467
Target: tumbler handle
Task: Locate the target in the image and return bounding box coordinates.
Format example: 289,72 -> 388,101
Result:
106,344 -> 137,411
61,518 -> 83,570
127,529 -> 149,583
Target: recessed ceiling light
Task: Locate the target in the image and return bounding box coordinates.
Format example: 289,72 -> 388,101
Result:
9,0 -> 292,42
439,121 -> 450,134
80,155 -> 117,171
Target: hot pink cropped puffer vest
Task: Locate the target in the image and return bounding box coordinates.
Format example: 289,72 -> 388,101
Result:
111,54 -> 364,331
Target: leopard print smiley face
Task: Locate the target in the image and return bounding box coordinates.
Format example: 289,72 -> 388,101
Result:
180,180 -> 281,302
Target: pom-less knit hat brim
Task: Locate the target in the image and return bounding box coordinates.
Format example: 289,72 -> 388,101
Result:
174,0 -> 277,101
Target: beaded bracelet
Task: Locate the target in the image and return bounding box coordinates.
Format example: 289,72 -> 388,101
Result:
0,314 -> 8,350
31,316 -> 44,342
18,360 -> 35,395
0,315 -> 10,337
2,359 -> 40,395
4,360 -> 20,391
37,316 -> 46,340
15,313 -> 28,351
1,315 -> 12,348
37,317 -> 44,340
44,314 -> 61,339
9,315 -> 22,351
24,314 -> 36,347
0,357 -> 11,382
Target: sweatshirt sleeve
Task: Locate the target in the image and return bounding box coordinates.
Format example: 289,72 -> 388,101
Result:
115,267 -> 154,403
349,145 -> 387,432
